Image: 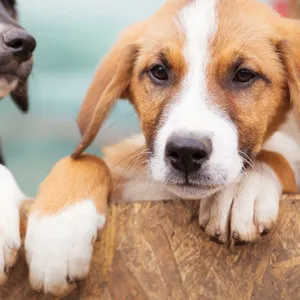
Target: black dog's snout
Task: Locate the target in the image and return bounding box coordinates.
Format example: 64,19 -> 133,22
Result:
3,29 -> 36,61
165,134 -> 212,174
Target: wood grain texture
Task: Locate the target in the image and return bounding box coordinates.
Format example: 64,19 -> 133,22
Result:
1,196 -> 300,300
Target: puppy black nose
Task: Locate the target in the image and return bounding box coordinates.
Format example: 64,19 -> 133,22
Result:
165,135 -> 212,174
3,30 -> 36,61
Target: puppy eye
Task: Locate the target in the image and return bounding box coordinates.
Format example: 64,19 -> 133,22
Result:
233,69 -> 256,84
149,65 -> 169,83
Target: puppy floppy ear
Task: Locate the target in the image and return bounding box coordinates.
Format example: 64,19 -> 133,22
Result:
278,19 -> 300,121
72,25 -> 143,158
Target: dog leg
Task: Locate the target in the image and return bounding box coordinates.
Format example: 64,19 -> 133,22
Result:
230,161 -> 282,243
200,150 -> 296,244
25,155 -> 111,297
0,165 -> 26,284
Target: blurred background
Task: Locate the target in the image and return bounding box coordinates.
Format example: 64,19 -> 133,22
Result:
0,0 -> 296,196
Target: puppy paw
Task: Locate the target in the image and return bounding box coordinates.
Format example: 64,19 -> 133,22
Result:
25,200 -> 105,297
0,165 -> 25,285
199,184 -> 236,244
0,207 -> 21,285
199,163 -> 281,244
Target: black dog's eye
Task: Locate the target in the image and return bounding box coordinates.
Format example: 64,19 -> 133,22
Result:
1,0 -> 16,18
233,69 -> 256,84
149,65 -> 169,83
2,0 -> 15,7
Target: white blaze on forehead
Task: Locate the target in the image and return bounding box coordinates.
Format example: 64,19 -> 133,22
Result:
170,0 -> 220,132
180,0 -> 218,83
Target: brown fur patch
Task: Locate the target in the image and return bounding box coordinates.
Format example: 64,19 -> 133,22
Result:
130,37 -> 187,148
257,150 -> 297,193
31,155 -> 112,215
205,0 -> 291,159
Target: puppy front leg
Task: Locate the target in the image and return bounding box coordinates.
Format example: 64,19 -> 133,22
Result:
200,150 -> 297,244
0,165 -> 26,284
25,155 -> 111,297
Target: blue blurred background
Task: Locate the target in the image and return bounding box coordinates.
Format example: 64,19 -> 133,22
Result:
0,0 -> 276,196
0,0 -> 164,196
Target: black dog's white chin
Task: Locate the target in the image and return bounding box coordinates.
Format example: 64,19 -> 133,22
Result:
166,182 -> 222,200
0,58 -> 33,112
0,75 -> 18,98
0,59 -> 32,96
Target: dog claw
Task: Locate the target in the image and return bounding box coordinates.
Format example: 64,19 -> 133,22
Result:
209,235 -> 224,245
209,231 -> 224,244
67,278 -> 81,284
232,231 -> 239,241
214,230 -> 221,237
232,231 -> 249,246
200,225 -> 206,232
260,228 -> 270,236
235,240 -> 249,246
4,266 -> 10,275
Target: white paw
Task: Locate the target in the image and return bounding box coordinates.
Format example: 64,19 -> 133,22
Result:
25,200 -> 105,297
199,163 -> 281,244
0,205 -> 21,285
0,165 -> 25,285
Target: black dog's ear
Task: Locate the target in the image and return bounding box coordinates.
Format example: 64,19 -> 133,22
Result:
10,81 -> 29,113
0,141 -> 5,165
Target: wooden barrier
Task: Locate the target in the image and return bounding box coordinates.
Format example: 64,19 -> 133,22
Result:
1,195 -> 300,300
1,2 -> 300,299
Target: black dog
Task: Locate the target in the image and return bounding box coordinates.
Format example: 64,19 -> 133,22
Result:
0,0 -> 36,164
0,0 -> 36,285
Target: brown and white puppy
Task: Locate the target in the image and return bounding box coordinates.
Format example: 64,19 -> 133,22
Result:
0,0 -> 36,286
24,0 -> 300,296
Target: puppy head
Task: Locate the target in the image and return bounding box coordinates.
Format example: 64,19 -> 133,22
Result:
73,0 -> 300,200
0,0 -> 36,112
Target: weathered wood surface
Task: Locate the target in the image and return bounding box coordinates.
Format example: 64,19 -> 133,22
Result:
1,196 -> 300,300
